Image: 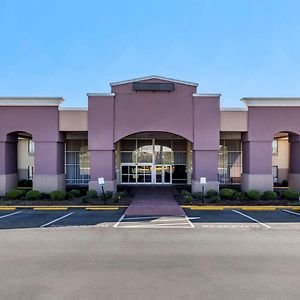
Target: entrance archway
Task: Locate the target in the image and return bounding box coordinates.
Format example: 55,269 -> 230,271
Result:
115,132 -> 192,187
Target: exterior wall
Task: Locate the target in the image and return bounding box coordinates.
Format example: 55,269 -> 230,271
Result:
220,110 -> 247,132
59,110 -> 88,131
0,106 -> 65,195
242,106 -> 300,191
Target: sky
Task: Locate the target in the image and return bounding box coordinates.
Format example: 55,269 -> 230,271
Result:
0,0 -> 300,108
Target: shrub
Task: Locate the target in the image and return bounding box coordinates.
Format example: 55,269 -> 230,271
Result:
207,190 -> 218,198
180,190 -> 191,196
40,192 -> 50,200
65,192 -> 74,200
5,189 -> 24,200
282,189 -> 299,200
282,180 -> 288,187
18,179 -> 32,187
70,189 -> 81,198
50,190 -> 66,201
232,191 -> 247,201
246,190 -> 261,201
119,190 -> 128,197
210,195 -> 221,203
183,193 -> 193,204
104,191 -> 113,199
112,193 -> 122,201
193,192 -> 203,200
263,191 -> 277,200
86,190 -> 97,198
81,195 -> 91,204
26,190 -> 41,200
219,188 -> 235,199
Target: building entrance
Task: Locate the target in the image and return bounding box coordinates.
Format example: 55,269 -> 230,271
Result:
117,133 -> 190,186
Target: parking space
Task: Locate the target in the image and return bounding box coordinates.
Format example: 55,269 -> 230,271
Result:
184,208 -> 300,230
1,207 -> 300,230
0,208 -> 126,229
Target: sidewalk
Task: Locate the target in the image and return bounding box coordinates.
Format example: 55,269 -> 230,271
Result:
124,187 -> 185,216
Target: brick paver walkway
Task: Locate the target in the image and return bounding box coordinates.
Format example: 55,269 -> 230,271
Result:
124,187 -> 185,216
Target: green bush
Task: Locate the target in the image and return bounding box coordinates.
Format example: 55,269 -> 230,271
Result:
193,192 -> 203,200
210,195 -> 221,203
50,190 -> 66,201
40,192 -> 50,200
263,191 -> 277,200
104,191 -> 113,199
232,191 -> 247,201
219,188 -> 235,199
70,189 -> 81,198
112,193 -> 123,201
81,195 -> 91,204
282,180 -> 288,187
119,190 -> 128,197
207,190 -> 218,198
65,192 -> 74,200
180,190 -> 191,196
282,189 -> 299,200
183,193 -> 193,204
26,190 -> 41,200
86,190 -> 97,198
246,190 -> 261,201
5,189 -> 24,200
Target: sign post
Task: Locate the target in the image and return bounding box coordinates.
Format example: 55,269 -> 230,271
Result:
98,177 -> 105,202
200,177 -> 206,204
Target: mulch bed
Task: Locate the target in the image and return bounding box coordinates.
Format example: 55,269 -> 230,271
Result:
0,196 -> 133,206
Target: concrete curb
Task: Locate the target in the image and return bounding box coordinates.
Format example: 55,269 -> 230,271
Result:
182,205 -> 300,211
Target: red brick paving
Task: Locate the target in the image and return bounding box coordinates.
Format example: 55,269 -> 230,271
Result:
125,187 -> 185,216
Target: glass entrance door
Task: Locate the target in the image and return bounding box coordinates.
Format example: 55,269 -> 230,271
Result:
155,165 -> 172,184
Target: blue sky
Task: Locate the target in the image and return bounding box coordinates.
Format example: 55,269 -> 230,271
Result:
1,0 -> 300,107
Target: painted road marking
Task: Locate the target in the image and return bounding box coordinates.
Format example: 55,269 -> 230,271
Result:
0,211 -> 22,219
232,210 -> 271,229
40,212 -> 74,228
113,214 -> 125,228
114,215 -> 194,228
283,209 -> 300,217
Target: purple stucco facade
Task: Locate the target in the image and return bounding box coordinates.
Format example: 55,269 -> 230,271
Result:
0,76 -> 300,196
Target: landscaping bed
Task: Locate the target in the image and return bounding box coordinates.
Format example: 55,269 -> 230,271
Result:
176,188 -> 300,206
0,189 -> 133,206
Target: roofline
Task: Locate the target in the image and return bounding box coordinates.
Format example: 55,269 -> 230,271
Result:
87,93 -> 115,97
220,107 -> 248,111
193,93 -> 221,97
110,75 -> 198,87
59,107 -> 88,111
0,97 -> 64,106
241,97 -> 300,107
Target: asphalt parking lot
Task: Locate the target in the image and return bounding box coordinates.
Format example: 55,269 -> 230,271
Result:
1,208 -> 300,230
1,208 -> 300,300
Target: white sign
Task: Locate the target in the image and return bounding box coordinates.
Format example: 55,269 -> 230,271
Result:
98,177 -> 105,186
200,177 -> 206,185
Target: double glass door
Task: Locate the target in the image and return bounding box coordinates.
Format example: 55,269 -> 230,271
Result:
121,164 -> 172,184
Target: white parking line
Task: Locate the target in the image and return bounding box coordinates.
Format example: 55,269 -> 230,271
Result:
113,214 -> 125,228
283,209 -> 300,217
0,211 -> 22,219
232,210 -> 271,229
40,212 -> 74,228
114,214 -> 194,228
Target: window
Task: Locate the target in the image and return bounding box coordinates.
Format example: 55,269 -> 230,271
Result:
65,139 -> 90,185
218,139 -> 242,184
28,139 -> 35,154
28,166 -> 34,179
272,166 -> 278,183
272,140 -> 278,155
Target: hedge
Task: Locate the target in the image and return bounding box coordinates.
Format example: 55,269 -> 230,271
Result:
219,188 -> 235,199
26,190 -> 41,200
50,190 -> 66,201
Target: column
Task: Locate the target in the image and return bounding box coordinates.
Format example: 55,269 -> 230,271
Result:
88,150 -> 115,193
0,136 -> 18,195
241,139 -> 273,191
288,134 -> 300,191
192,150 -> 219,193
33,141 -> 65,192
